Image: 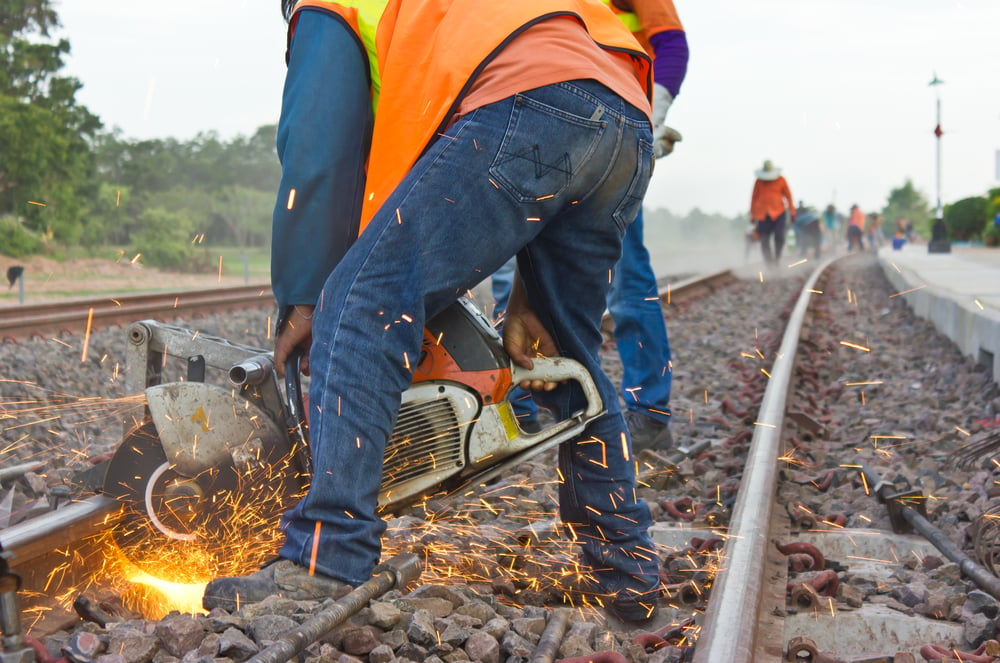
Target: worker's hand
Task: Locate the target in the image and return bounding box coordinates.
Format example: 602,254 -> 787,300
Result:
503,309 -> 561,392
274,305 -> 314,377
654,126 -> 683,158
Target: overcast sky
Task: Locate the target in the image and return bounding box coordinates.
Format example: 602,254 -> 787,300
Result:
57,0 -> 1000,219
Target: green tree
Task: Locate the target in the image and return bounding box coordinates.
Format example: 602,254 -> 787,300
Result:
982,188 -> 1000,246
882,179 -> 932,239
0,0 -> 100,249
132,207 -> 196,270
943,196 -> 988,242
208,185 -> 274,246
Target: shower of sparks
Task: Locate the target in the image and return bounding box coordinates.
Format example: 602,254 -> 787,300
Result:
81,308 -> 94,362
309,521 -> 322,574
888,285 -> 927,298
11,379 -> 709,626
84,446 -> 310,618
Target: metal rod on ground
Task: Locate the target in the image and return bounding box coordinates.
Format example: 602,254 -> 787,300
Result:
0,463 -> 44,484
529,609 -> 571,663
860,463 -> 1000,600
246,553 -> 422,663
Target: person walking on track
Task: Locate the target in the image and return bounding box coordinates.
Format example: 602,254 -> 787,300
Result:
750,159 -> 795,267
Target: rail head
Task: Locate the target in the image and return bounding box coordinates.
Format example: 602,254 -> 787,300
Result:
691,257 -> 836,663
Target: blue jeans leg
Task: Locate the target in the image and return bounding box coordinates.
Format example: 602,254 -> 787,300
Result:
607,209 -> 672,424
279,80 -> 659,600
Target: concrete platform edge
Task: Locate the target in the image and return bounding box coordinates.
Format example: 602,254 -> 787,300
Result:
878,251 -> 1000,385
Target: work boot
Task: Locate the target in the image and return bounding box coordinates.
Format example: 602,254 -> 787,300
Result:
202,558 -> 351,612
624,410 -> 673,454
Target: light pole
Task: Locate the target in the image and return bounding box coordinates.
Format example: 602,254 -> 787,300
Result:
928,73 -> 950,253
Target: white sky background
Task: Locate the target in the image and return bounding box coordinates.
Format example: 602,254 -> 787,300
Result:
57,0 -> 1000,219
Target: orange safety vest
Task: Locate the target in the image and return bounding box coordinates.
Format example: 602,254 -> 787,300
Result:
289,0 -> 652,231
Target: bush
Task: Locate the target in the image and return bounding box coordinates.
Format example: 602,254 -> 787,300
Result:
0,216 -> 43,257
131,207 -> 194,270
944,196 -> 988,241
985,221 -> 1000,247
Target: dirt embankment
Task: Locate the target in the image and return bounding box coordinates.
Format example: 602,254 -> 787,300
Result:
0,254 -> 260,306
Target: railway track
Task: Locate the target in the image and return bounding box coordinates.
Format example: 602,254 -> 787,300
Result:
2,257 -> 999,663
0,285 -> 274,342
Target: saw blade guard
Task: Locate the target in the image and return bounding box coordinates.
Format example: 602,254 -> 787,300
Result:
144,381 -> 288,478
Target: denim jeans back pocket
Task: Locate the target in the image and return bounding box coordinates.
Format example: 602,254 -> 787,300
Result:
489,94 -> 606,203
612,137 -> 653,231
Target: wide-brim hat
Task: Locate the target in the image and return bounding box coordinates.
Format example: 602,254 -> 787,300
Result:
755,159 -> 781,181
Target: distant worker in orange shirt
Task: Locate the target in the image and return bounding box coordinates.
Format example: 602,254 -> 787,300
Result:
750,160 -> 795,266
847,204 -> 865,252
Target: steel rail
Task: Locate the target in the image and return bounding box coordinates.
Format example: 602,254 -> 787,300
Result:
602,269 -> 733,335
0,284 -> 273,341
0,496 -> 121,567
692,258 -> 834,663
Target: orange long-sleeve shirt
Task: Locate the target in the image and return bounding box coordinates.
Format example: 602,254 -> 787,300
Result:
750,176 -> 794,222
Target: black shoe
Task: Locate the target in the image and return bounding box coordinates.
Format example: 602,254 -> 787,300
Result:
624,411 -> 673,454
203,559 -> 351,612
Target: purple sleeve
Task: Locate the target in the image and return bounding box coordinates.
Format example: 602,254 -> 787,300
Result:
649,29 -> 688,99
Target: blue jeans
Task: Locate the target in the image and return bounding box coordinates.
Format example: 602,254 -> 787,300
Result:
755,211 -> 787,263
279,80 -> 659,602
607,209 -> 672,424
495,208 -> 673,425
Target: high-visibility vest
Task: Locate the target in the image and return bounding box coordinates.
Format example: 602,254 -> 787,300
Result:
599,0 -> 641,33
288,0 -> 651,230
597,0 -> 684,57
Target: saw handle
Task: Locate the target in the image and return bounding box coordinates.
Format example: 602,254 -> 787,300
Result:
285,350 -> 309,446
510,356 -> 604,420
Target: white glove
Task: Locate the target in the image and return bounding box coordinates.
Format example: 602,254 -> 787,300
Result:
651,83 -> 681,158
652,83 -> 673,136
654,126 -> 683,158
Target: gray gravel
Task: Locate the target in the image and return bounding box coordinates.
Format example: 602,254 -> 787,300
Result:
3,252 -> 1000,662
